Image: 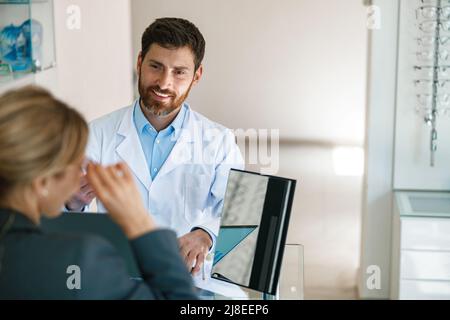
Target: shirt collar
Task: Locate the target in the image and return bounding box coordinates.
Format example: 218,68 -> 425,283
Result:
134,99 -> 187,139
134,100 -> 154,134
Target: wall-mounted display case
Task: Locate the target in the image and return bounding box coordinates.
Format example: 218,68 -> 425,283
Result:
0,0 -> 55,85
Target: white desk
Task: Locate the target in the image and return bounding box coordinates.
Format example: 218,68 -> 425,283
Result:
195,243 -> 304,300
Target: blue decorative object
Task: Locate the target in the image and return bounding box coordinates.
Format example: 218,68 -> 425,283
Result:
0,19 -> 43,72
21,19 -> 43,61
0,24 -> 21,59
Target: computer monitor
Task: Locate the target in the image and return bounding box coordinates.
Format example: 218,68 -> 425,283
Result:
211,169 -> 296,295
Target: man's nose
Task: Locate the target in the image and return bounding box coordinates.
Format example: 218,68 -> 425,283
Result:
157,70 -> 173,91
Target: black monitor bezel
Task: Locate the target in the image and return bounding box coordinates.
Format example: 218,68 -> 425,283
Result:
211,168 -> 297,295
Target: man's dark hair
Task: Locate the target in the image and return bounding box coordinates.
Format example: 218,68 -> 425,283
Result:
141,17 -> 205,71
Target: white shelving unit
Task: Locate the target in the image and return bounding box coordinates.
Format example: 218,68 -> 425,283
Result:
391,191 -> 450,299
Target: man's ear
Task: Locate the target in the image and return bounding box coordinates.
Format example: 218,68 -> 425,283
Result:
137,51 -> 143,75
192,64 -> 203,85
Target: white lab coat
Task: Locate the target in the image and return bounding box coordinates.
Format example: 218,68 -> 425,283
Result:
86,101 -> 244,240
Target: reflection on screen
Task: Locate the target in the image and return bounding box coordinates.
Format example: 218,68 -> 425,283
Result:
212,170 -> 269,287
213,226 -> 258,266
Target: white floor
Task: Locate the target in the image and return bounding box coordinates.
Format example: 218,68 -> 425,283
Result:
246,143 -> 363,299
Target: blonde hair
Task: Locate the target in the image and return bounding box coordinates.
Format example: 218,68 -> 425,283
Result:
0,86 -> 88,198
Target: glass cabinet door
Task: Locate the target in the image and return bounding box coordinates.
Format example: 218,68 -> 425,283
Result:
0,0 -> 55,84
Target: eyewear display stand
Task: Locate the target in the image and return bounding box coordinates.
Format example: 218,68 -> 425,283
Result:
410,0 -> 450,166
392,0 -> 450,190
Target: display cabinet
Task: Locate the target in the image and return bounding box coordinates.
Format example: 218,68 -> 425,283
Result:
0,0 -> 55,85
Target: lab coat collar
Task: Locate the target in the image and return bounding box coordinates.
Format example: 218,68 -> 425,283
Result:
116,101 -> 152,190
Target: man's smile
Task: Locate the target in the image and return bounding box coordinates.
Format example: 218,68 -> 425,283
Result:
151,88 -> 172,100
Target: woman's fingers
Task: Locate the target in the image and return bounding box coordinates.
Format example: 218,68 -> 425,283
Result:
86,162 -> 156,238
87,163 -> 131,202
86,164 -> 109,201
116,162 -> 133,183
94,164 -> 118,193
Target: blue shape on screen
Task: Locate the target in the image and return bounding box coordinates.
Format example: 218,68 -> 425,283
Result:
213,226 -> 258,266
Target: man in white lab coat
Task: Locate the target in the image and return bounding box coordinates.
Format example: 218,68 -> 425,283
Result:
66,18 -> 244,276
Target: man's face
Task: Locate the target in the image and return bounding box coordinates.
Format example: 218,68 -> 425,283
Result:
137,43 -> 202,117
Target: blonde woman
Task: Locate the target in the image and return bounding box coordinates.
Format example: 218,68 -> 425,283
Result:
0,86 -> 197,299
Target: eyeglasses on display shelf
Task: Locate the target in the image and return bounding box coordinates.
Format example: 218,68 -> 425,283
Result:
417,35 -> 450,46
414,0 -> 448,166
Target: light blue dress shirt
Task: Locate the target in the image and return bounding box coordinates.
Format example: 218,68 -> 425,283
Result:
133,100 -> 216,251
133,100 -> 187,180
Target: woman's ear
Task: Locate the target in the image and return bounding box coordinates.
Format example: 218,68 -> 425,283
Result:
31,175 -> 50,199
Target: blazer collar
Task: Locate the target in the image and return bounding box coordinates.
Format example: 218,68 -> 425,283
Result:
0,208 -> 41,233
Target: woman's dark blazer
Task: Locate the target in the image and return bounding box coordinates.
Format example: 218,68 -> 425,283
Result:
0,208 -> 198,300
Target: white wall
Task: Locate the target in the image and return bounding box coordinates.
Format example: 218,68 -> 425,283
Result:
1,1 -> 134,119
359,0 -> 399,299
49,0 -> 134,121
131,0 -> 367,144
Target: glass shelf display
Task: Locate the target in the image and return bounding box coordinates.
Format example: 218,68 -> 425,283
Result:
0,0 -> 55,85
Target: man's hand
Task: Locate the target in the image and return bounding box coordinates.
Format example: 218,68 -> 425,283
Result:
65,175 -> 96,211
179,229 -> 213,275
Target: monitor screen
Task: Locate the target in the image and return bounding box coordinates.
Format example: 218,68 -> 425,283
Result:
213,226 -> 258,266
211,169 -> 296,295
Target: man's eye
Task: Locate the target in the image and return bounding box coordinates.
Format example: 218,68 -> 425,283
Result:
150,64 -> 159,69
176,70 -> 186,75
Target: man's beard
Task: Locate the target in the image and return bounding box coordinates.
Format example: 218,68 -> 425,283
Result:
138,73 -> 193,117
